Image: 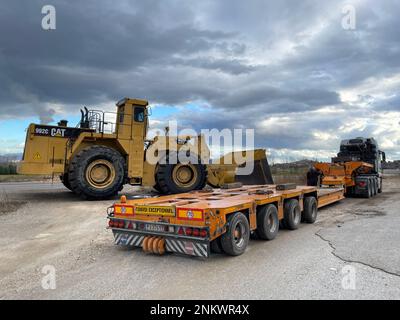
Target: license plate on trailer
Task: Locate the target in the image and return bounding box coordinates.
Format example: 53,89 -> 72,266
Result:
119,234 -> 128,245
144,224 -> 166,232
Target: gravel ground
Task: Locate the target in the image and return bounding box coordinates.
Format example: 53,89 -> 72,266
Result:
0,173 -> 399,300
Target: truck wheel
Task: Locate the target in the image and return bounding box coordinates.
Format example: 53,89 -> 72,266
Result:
210,237 -> 224,254
68,146 -> 126,200
374,178 -> 378,195
367,180 -> 373,198
256,204 -> 279,240
155,152 -> 207,194
283,199 -> 301,230
303,196 -> 318,224
60,173 -> 72,191
220,212 -> 250,256
378,177 -> 383,193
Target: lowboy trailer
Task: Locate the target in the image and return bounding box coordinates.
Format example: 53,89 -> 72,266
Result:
107,183 -> 345,258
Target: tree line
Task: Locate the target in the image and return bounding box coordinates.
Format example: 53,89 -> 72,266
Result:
0,163 -> 17,175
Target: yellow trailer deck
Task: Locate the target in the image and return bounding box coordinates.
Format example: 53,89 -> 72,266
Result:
107,184 -> 345,258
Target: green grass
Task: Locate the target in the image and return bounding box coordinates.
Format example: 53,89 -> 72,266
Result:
0,174 -> 54,183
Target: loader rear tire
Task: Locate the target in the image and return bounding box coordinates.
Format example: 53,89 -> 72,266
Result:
256,204 -> 279,240
68,146 -> 126,200
155,152 -> 207,194
283,199 -> 301,230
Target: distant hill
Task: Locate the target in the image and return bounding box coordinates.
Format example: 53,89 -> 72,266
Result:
271,159 -> 316,170
0,153 -> 22,163
383,161 -> 400,169
271,158 -> 400,170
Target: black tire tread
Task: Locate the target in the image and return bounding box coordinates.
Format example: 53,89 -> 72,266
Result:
68,145 -> 126,200
220,212 -> 250,256
283,199 -> 301,230
256,204 -> 279,240
303,196 -> 318,224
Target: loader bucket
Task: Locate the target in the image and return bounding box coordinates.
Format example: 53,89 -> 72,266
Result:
206,149 -> 274,187
231,149 -> 274,185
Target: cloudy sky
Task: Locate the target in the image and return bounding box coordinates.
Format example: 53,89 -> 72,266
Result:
0,0 -> 399,162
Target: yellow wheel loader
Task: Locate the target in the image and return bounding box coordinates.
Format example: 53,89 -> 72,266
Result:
18,97 -> 273,200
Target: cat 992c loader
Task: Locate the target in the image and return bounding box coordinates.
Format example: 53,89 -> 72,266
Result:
18,97 -> 273,200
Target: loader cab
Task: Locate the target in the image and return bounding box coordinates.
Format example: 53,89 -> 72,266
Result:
115,98 -> 149,141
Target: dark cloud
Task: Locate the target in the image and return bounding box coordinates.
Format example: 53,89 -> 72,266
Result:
0,0 -> 399,159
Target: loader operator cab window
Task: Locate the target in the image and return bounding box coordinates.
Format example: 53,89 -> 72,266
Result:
119,106 -> 124,123
134,107 -> 145,122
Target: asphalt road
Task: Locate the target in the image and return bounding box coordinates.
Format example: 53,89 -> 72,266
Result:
0,174 -> 399,300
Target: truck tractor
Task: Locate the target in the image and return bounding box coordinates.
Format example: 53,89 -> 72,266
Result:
18,98 -> 273,200
311,137 -> 386,198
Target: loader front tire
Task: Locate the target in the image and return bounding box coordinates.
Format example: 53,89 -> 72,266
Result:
60,173 -> 72,191
68,146 -> 126,200
155,152 -> 207,194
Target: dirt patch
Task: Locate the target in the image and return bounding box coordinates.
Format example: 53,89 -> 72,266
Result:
352,209 -> 386,217
0,191 -> 26,215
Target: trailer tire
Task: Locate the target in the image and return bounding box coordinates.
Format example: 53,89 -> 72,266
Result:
221,212 -> 250,256
155,152 -> 207,194
283,199 -> 301,230
68,145 -> 126,200
303,196 -> 318,224
256,204 -> 279,240
210,237 -> 224,254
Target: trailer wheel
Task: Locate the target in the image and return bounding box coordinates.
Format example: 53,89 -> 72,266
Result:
210,237 -> 224,254
68,145 -> 126,200
155,152 -> 207,194
221,212 -> 250,256
303,196 -> 318,224
256,204 -> 279,240
283,199 -> 301,230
